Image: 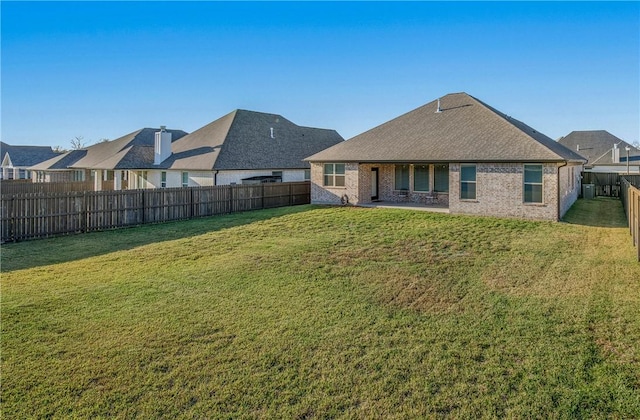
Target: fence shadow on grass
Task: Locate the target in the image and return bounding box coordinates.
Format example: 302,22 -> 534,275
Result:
1,205 -> 313,272
562,197 -> 628,228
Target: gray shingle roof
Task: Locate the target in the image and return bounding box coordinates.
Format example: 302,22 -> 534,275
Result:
1,142 -> 60,167
557,130 -> 640,166
29,128 -> 189,170
305,92 -> 585,163
164,110 -> 344,171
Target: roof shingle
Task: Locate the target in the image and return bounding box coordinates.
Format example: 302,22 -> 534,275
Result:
306,93 -> 585,163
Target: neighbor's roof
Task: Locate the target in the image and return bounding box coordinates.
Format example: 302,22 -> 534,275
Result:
557,130 -> 640,166
29,128 -> 189,171
305,92 -> 585,163
161,109 -> 344,171
0,142 -> 60,167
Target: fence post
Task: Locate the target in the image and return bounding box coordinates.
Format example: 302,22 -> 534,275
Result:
229,184 -> 234,213
262,183 -> 265,210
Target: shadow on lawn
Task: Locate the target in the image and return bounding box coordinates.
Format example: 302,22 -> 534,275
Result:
1,205 -> 314,272
562,197 -> 628,228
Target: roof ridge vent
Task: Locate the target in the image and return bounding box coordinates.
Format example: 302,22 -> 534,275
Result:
435,98 -> 442,113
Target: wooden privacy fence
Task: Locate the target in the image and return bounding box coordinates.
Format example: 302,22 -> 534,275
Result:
581,172 -> 640,197
620,177 -> 640,261
1,182 -> 310,242
1,180 -> 95,195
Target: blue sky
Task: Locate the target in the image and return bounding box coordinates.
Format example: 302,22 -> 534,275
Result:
2,1 -> 639,149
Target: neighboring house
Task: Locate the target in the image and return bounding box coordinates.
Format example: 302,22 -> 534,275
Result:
0,142 -> 60,180
557,130 -> 640,174
29,128 -> 189,189
305,92 -> 586,221
32,110 -> 344,190
161,109 -> 344,186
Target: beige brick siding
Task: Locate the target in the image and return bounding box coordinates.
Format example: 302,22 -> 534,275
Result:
312,161 -> 577,221
310,162 -> 359,205
558,163 -> 583,218
450,162 -> 562,221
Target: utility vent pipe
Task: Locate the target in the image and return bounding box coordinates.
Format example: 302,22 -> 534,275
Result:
270,127 -> 274,139
435,98 -> 442,113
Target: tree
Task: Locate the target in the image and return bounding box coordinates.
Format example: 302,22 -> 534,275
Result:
70,136 -> 86,150
96,138 -> 110,144
52,145 -> 67,153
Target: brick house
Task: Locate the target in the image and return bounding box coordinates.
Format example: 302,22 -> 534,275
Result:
305,92 -> 586,221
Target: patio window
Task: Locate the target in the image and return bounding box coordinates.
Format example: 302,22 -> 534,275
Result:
524,164 -> 543,203
323,163 -> 345,187
460,164 -> 477,200
434,164 -> 449,192
413,165 -> 430,192
395,165 -> 410,191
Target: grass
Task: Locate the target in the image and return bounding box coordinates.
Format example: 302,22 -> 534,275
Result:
2,199 -> 639,418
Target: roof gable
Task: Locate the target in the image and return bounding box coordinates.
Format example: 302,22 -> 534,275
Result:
306,93 -> 584,163
0,142 -> 60,167
558,130 -> 640,165
166,110 -> 344,171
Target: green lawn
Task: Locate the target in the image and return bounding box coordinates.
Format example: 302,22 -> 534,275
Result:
2,199 -> 639,418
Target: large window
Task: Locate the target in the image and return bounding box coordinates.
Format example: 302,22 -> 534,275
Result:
161,171 -> 167,188
413,165 -> 430,192
460,164 -> 477,200
323,163 -> 345,187
304,169 -> 311,181
434,164 -> 449,192
182,171 -> 189,187
395,165 -> 410,190
524,164 -> 543,203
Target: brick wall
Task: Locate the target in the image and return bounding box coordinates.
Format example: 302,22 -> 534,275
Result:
449,162 -> 561,220
558,163 -> 583,218
310,162 -> 359,205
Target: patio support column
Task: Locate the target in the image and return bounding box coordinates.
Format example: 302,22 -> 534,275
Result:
114,170 -> 122,190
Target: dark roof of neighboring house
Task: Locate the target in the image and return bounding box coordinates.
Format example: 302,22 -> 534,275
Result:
29,128 -> 189,170
30,111 -> 343,172
162,110 -> 344,171
557,130 -> 640,166
305,92 -> 585,163
0,142 -> 60,167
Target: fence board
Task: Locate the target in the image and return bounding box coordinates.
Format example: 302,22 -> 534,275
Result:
1,182 -> 310,242
620,177 -> 640,261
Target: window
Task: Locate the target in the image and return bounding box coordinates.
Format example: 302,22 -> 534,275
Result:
434,164 -> 449,192
413,165 -> 430,192
395,165 -> 410,190
73,170 -> 84,182
182,171 -> 189,187
161,171 -> 167,188
524,164 -> 543,203
304,169 -> 311,181
323,163 -> 345,187
460,164 -> 477,200
138,171 -> 148,189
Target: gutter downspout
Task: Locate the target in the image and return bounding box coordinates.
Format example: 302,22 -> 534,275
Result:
214,170 -> 219,186
557,161 -> 568,221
